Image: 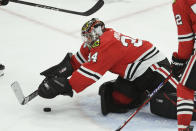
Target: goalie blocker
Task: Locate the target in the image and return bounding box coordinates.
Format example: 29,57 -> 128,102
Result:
150,89 -> 196,120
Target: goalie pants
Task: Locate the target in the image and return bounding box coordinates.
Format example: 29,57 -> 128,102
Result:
114,58 -> 177,100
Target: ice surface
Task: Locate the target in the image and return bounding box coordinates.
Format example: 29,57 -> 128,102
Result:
0,0 -> 195,130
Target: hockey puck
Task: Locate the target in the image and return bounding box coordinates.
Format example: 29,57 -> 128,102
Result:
43,107 -> 51,112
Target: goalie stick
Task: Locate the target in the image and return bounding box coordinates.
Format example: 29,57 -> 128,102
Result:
11,81 -> 38,105
9,0 -> 104,16
115,75 -> 172,131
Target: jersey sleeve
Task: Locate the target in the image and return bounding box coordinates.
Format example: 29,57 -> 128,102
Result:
69,35 -> 126,93
70,43 -> 90,70
172,1 -> 195,59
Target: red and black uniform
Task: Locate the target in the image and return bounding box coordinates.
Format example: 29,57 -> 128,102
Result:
172,0 -> 196,130
69,28 -> 177,104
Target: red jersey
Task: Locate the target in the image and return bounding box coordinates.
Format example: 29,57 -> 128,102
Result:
69,28 -> 165,93
172,0 -> 196,59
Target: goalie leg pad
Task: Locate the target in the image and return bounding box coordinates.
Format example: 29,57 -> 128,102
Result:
113,76 -> 141,99
150,91 -> 196,121
99,81 -> 130,116
98,78 -> 148,116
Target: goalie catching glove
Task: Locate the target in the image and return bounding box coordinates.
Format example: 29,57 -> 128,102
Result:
0,0 -> 9,5
38,77 -> 73,99
171,52 -> 188,78
40,53 -> 74,78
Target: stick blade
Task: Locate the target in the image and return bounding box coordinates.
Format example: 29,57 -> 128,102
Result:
83,0 -> 104,16
11,81 -> 25,105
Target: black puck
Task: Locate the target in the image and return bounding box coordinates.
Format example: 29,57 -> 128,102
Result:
43,107 -> 51,112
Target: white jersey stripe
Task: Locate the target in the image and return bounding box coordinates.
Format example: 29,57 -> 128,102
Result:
150,63 -> 167,77
81,66 -> 102,78
77,69 -> 98,81
177,111 -> 193,115
124,63 -> 132,79
178,125 -> 188,129
177,97 -> 183,101
151,64 -> 178,88
77,66 -> 102,82
178,37 -> 194,42
169,79 -> 178,88
75,51 -> 88,64
133,46 -> 156,62
177,106 -> 194,110
124,46 -> 159,80
178,33 -> 194,42
178,33 -> 193,38
75,54 -> 84,64
194,35 -> 196,49
177,100 -> 194,105
152,66 -> 167,78
78,51 -> 87,63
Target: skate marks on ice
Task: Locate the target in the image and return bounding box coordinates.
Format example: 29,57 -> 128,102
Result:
76,93 -> 178,131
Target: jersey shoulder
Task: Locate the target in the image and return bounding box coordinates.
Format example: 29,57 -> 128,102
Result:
96,28 -> 126,55
100,28 -> 120,44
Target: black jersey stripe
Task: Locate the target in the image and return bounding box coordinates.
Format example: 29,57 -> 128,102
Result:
128,47 -> 158,80
177,109 -> 194,112
126,63 -> 135,79
76,52 -> 85,63
178,33 -> 194,40
143,50 -> 159,61
130,50 -> 159,79
140,47 -> 157,61
78,67 -> 100,80
177,103 -> 194,107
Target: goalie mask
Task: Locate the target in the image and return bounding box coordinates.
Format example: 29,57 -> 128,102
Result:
81,18 -> 105,49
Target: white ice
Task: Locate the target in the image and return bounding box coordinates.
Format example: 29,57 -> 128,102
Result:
0,0 -> 195,130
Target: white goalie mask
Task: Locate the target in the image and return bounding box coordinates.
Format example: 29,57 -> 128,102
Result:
81,18 -> 105,48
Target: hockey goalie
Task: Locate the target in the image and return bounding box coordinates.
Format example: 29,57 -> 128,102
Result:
37,18 -> 177,116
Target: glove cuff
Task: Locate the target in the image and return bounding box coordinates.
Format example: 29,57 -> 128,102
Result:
63,79 -> 73,97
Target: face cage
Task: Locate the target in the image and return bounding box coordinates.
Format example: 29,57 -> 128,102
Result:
82,30 -> 98,47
